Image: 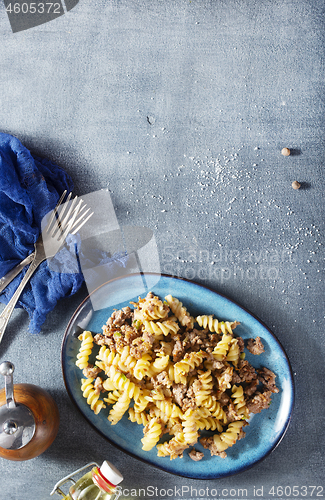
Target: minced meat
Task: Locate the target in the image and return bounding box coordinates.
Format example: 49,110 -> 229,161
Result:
257,367 -> 279,393
247,336 -> 265,355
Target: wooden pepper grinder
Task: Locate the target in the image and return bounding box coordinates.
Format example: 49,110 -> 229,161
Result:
0,361 -> 60,460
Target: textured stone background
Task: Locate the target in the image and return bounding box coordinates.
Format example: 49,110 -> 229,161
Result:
0,1 -> 324,498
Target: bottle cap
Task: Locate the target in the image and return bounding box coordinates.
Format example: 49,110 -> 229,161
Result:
100,460 -> 123,486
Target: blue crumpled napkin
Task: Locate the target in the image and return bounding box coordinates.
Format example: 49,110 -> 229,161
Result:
0,133 -> 84,333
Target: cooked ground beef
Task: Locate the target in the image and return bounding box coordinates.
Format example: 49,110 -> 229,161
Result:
217,392 -> 231,406
181,385 -> 197,411
205,353 -> 225,371
189,448 -> 204,461
208,333 -> 221,345
215,365 -> 233,393
83,365 -> 101,379
94,376 -> 105,394
142,330 -> 155,346
172,383 -> 187,407
106,306 -> 133,327
247,336 -> 265,355
225,402 -> 243,422
257,367 -> 279,393
182,329 -> 206,351
244,378 -> 259,396
93,333 -> 107,346
130,337 -> 153,359
236,359 -> 258,382
155,371 -> 172,388
172,339 -> 185,362
246,390 -> 272,413
231,371 -> 242,385
121,324 -> 140,344
200,436 -> 227,458
237,336 -> 245,352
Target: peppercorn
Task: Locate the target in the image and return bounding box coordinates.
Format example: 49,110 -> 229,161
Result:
281,148 -> 291,156
292,181 -> 301,190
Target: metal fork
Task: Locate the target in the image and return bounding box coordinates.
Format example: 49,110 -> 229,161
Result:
0,192 -> 92,294
0,191 -> 93,345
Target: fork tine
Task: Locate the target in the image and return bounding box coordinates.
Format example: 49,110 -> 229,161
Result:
70,207 -> 91,231
51,195 -> 79,238
45,190 -> 68,232
71,211 -> 94,235
67,202 -> 88,225
47,191 -> 72,235
57,198 -> 85,241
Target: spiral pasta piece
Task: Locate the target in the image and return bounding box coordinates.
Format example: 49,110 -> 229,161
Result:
146,387 -> 166,402
156,441 -> 171,457
212,334 -> 233,361
147,354 -> 170,377
81,378 -> 106,415
108,391 -> 131,425
76,331 -> 94,369
135,295 -> 170,321
133,389 -> 151,412
195,370 -> 214,405
174,351 -> 204,384
96,345 -> 121,370
226,339 -> 240,366
182,410 -> 199,445
141,418 -> 162,451
134,294 -> 169,318
231,385 -> 248,418
143,320 -> 179,337
107,365 -> 141,400
149,406 -> 169,424
128,408 -> 150,426
143,304 -> 169,320
219,421 -> 245,447
157,431 -> 188,459
134,354 -> 152,380
104,390 -> 122,405
197,416 -> 223,433
118,346 -> 137,374
154,399 -> 183,420
165,295 -> 194,329
196,315 -> 237,334
202,396 -> 227,423
166,363 -> 176,383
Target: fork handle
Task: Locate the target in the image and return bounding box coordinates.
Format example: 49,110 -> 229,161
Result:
0,255 -> 44,346
0,253 -> 35,294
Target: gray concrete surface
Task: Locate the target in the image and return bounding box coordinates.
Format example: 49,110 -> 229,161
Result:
0,0 -> 324,499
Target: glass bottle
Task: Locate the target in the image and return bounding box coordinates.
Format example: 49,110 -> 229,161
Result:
51,461 -> 123,500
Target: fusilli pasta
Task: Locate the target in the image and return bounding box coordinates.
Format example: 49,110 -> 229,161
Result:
81,378 -> 106,415
75,292 -> 278,461
141,418 -> 162,451
76,331 -> 93,369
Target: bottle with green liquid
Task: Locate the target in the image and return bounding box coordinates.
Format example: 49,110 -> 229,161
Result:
50,461 -> 123,500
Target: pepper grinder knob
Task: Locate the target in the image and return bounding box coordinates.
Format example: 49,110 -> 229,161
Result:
0,361 -> 16,409
0,361 -> 14,375
0,361 -> 59,461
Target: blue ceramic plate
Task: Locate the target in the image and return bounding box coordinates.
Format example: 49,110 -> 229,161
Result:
62,273 -> 294,479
